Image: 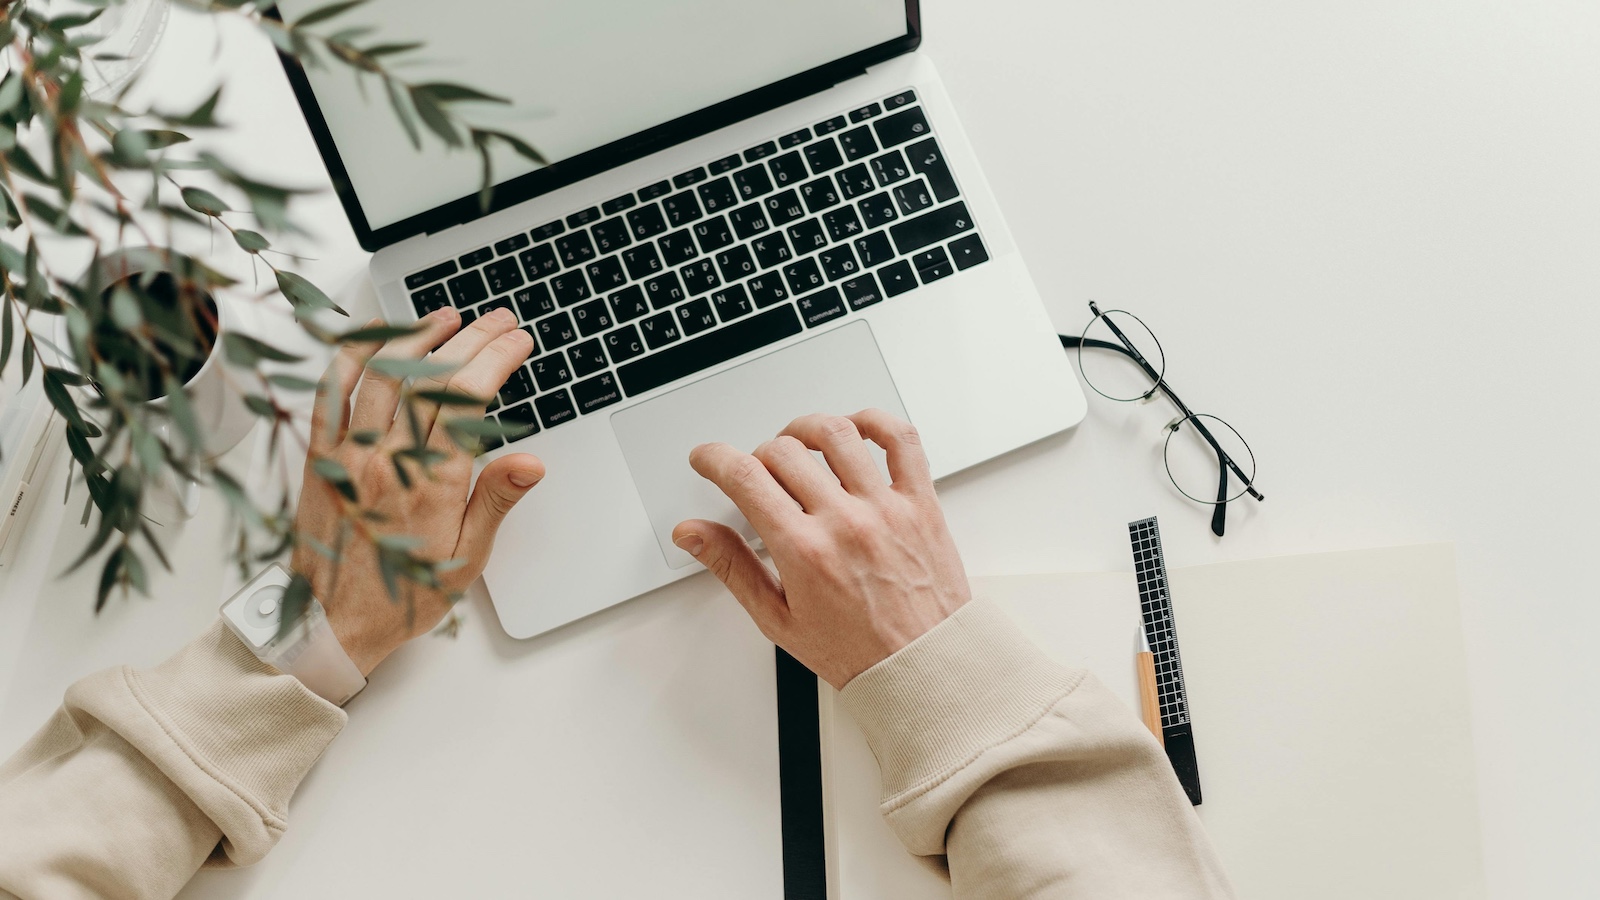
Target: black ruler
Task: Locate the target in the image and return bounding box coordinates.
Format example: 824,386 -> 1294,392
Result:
1128,517 -> 1203,805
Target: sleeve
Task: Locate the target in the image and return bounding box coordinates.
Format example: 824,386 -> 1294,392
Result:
838,599 -> 1235,900
0,621 -> 347,900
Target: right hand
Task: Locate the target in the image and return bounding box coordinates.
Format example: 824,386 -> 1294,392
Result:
671,411 -> 971,689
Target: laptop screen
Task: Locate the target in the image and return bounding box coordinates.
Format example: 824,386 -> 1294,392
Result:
275,0 -> 911,239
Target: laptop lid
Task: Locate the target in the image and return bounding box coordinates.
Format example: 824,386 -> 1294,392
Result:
275,0 -> 921,252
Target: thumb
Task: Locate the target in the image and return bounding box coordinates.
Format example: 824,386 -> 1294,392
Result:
459,453 -> 545,560
673,519 -> 788,637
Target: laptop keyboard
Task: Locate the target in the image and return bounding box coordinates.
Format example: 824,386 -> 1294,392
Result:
402,88 -> 990,450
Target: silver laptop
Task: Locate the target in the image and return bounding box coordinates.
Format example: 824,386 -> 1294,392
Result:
279,0 -> 1086,638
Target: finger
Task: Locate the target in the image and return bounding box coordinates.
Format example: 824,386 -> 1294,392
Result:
348,307 -> 461,435
310,319 -> 383,452
779,414 -> 883,497
688,442 -> 804,536
406,306 -> 523,439
425,326 -> 537,451
672,518 -> 788,637
752,435 -> 843,513
847,409 -> 933,496
456,453 -> 546,565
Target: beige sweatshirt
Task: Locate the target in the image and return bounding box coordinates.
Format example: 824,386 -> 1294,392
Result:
0,600 -> 1232,899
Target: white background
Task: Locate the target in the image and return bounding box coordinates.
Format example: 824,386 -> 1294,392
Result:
1,1 -> 1596,897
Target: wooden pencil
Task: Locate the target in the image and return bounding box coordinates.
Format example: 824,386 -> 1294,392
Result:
1137,630 -> 1164,745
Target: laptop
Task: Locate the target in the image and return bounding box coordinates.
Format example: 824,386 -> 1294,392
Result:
278,0 -> 1086,639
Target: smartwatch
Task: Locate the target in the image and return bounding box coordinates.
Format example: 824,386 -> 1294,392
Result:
219,565 -> 367,707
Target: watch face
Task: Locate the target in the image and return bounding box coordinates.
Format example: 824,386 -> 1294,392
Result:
244,585 -> 286,632
221,567 -> 295,650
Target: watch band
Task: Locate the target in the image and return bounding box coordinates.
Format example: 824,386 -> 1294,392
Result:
219,565 -> 367,706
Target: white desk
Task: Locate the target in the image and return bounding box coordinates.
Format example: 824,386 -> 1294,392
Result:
2,2 -> 1596,897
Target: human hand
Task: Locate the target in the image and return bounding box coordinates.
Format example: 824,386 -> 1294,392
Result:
671,411 -> 970,689
290,306 -> 545,676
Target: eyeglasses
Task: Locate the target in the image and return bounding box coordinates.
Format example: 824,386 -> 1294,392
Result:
1060,301 -> 1263,537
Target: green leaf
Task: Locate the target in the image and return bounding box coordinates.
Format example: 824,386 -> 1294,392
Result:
163,374 -> 202,451
109,285 -> 142,330
244,394 -> 279,419
292,0 -> 369,29
366,357 -> 452,379
414,82 -> 508,105
275,573 -> 314,640
59,71 -> 84,115
232,228 -> 269,252
383,77 -> 421,149
41,368 -> 90,433
479,129 -> 549,167
364,41 -> 422,58
171,88 -> 221,127
413,388 -> 487,407
408,86 -> 459,148
266,373 -> 319,391
376,533 -> 425,552
275,270 -> 347,315
312,456 -> 359,502
337,323 -> 420,343
0,300 -> 12,375
180,186 -> 229,216
223,332 -> 304,366
349,428 -> 382,445
96,547 -> 125,612
0,76 -> 23,117
143,129 -> 190,149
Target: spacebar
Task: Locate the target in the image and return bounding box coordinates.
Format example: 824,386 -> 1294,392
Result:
619,304 -> 803,397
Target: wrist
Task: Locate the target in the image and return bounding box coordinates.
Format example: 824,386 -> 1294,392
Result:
324,609 -> 396,678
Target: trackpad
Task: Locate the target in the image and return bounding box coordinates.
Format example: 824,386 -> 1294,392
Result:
611,321 -> 907,569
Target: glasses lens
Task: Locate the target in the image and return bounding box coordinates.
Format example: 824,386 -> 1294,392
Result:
1077,309 -> 1167,402
1163,414 -> 1257,504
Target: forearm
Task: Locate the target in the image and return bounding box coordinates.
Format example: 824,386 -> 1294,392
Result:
840,599 -> 1234,900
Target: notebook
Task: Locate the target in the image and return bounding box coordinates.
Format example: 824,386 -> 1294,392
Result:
819,544 -> 1487,899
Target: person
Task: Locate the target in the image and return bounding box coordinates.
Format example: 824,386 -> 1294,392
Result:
0,307 -> 1233,899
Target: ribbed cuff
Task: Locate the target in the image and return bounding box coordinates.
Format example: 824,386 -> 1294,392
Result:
838,598 -> 1083,808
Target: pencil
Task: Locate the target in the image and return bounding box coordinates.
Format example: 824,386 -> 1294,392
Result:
1137,629 -> 1164,745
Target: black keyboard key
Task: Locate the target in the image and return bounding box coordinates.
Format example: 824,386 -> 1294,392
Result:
715,245 -> 757,283
627,204 -> 669,240
603,194 -> 637,215
853,231 -> 895,268
783,257 -> 825,296
609,285 -> 651,322
950,233 -> 989,270
841,273 -> 883,310
800,177 -> 840,213
567,206 -> 601,228
838,125 -> 878,162
481,296 -> 514,319
640,312 -> 681,349
729,203 -> 770,240
447,270 -> 489,307
645,272 -> 685,309
919,260 -> 954,283
912,247 -> 949,273
406,260 -> 457,290
788,219 -> 828,254
906,137 -> 960,202
893,179 -> 934,215
779,128 -> 811,149
819,244 -> 860,281
549,271 -> 591,306
752,233 -> 792,269
519,243 -> 560,280
499,402 -> 540,441
859,193 -> 898,229
495,233 -> 530,256
531,220 -> 564,241
658,229 -> 700,265
498,365 -> 536,405
574,371 -> 623,414
638,180 -> 672,201
693,215 -> 734,253
733,166 -> 774,201
662,191 -> 703,227
837,163 -> 875,200
713,284 -> 753,322
676,297 -> 717,336
592,217 -> 633,254
459,246 -> 493,268
815,115 -> 847,135
764,189 -> 806,227
698,177 -> 738,213
586,256 -> 627,292
681,259 -> 721,296
531,353 -> 572,391
745,141 -> 778,162
535,389 -> 577,429
874,106 -> 931,147
556,232 -> 596,268
479,421 -> 503,453
514,283 -> 556,321
411,284 -> 449,316
620,304 -> 802,396
805,138 -> 844,174
673,167 -> 708,189
797,286 -> 847,328
568,338 -> 609,377
604,324 -> 646,363
573,299 -> 613,337
889,201 -> 975,255
709,153 -> 742,175
484,257 -> 524,294
871,150 -> 911,186
769,152 -> 808,187
850,102 -> 882,123
520,325 -> 539,358
622,244 -> 664,281
885,89 -> 916,109
535,312 -> 578,350
459,307 -> 478,327
747,272 -> 789,308
823,206 -> 864,243
879,260 -> 917,297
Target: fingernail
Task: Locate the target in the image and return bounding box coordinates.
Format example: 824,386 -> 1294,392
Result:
674,534 -> 704,557
490,307 -> 515,323
509,468 -> 541,488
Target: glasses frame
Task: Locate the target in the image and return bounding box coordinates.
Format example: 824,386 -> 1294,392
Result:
1061,301 -> 1264,536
